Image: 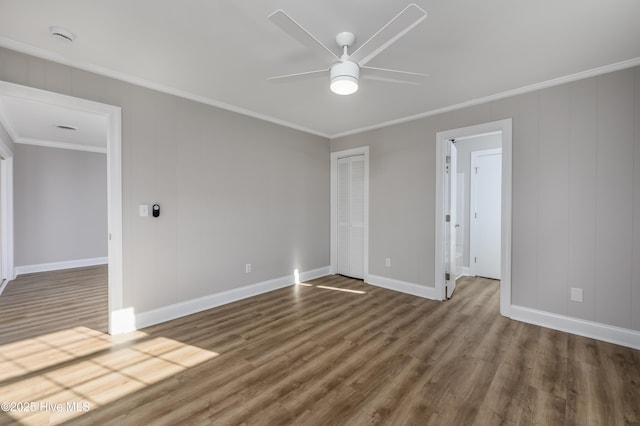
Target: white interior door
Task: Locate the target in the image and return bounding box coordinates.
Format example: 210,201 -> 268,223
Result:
470,149 -> 502,279
445,141 -> 457,298
337,155 -> 364,278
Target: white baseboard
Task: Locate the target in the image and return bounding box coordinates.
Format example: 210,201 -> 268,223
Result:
298,266 -> 331,283
0,279 -> 8,296
511,305 -> 640,350
366,274 -> 442,301
135,266 -> 330,330
15,257 -> 108,276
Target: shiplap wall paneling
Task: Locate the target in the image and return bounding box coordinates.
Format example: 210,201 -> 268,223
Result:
568,78 -> 598,321
595,69 -> 635,329
537,86 -> 571,314
511,92 -> 540,306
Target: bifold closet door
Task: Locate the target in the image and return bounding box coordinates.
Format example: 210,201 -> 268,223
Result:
337,155 -> 364,279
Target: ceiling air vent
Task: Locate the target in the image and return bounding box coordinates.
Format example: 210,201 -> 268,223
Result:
49,26 -> 75,42
56,125 -> 78,131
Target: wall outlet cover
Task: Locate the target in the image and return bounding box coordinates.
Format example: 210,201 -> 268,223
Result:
570,287 -> 584,303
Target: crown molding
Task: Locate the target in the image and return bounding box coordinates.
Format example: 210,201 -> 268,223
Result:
1,37 -> 638,141
329,57 -> 640,139
15,137 -> 106,153
0,37 -> 330,139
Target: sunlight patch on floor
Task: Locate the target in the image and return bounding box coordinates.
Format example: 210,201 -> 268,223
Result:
0,326 -> 218,425
315,285 -> 366,294
294,281 -> 366,295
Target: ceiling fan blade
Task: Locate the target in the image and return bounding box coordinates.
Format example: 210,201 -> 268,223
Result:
362,66 -> 429,85
350,4 -> 427,66
267,68 -> 328,82
269,9 -> 340,64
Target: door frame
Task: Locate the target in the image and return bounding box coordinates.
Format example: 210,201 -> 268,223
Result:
0,141 -> 12,291
444,140 -> 458,298
0,80 -> 124,333
435,118 -> 512,317
330,146 -> 369,280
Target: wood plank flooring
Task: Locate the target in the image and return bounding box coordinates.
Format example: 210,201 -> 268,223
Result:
0,269 -> 639,425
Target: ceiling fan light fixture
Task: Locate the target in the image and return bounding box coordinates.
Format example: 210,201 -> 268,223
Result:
330,76 -> 358,95
330,61 -> 359,95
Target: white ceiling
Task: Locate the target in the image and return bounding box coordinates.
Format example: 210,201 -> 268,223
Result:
0,0 -> 639,138
0,96 -> 107,152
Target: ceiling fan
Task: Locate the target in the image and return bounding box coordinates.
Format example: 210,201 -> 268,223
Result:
268,4 -> 428,95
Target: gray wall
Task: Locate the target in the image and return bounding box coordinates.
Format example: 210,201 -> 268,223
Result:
0,47 -> 330,314
3,45 -> 638,333
455,133 -> 502,267
332,66 -> 640,332
14,144 -> 107,266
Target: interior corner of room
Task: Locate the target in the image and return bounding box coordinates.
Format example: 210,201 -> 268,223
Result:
0,1 -> 638,353
0,49 -> 639,352
0,2 -> 639,422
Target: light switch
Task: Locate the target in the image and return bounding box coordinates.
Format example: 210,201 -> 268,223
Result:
139,204 -> 149,217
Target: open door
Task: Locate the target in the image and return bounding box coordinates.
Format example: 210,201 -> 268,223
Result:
444,140 -> 457,298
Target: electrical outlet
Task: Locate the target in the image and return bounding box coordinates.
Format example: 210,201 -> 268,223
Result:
139,204 -> 149,217
245,263 -> 252,273
570,287 -> 583,303
385,258 -> 391,268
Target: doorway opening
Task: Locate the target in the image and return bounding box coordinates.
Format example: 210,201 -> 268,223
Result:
435,119 -> 512,317
0,80 -> 123,333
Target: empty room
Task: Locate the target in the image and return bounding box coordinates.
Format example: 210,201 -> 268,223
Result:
0,1 -> 639,425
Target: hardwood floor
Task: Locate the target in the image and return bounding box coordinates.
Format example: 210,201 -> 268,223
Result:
0,270 -> 638,425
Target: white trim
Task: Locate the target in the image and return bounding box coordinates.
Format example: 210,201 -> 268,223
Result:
297,266 -> 331,283
330,57 -> 640,139
106,101 -> 123,336
0,126 -> 13,283
0,279 -> 7,296
0,80 -> 124,336
15,257 -> 108,275
459,266 -> 472,278
511,305 -> 640,351
435,138 -> 446,301
135,266 -> 330,330
367,274 -> 440,300
0,157 -> 13,281
15,137 -> 107,154
330,147 -> 370,279
0,37 -> 329,139
2,39 -> 638,141
435,119 -> 512,315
